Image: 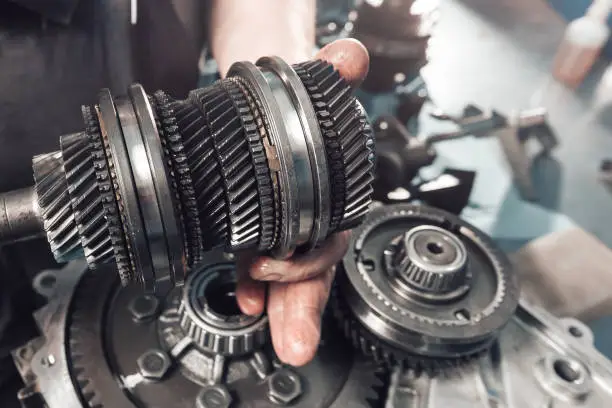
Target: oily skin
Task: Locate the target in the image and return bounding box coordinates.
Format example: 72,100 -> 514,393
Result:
235,39 -> 370,367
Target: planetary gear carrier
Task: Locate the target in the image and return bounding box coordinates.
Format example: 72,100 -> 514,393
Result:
0,56 -> 375,294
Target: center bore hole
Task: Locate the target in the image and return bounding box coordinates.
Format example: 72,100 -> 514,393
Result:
553,359 -> 581,383
203,282 -> 242,317
427,241 -> 444,255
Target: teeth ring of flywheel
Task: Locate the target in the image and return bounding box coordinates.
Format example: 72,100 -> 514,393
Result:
152,91 -> 203,267
82,105 -> 133,284
189,82 -> 263,251
32,151 -> 83,262
60,131 -> 115,268
293,60 -> 376,232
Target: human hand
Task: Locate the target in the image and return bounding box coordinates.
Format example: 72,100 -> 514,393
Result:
235,38 -> 370,367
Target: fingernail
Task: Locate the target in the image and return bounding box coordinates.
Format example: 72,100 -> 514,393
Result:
256,273 -> 283,281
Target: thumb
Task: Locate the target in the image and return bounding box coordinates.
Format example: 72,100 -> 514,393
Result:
314,38 -> 370,89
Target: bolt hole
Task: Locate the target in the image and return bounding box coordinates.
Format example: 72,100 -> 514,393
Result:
362,259 -> 376,272
454,309 -> 471,321
569,326 -> 583,338
427,242 -> 444,255
204,282 -> 241,317
553,359 -> 581,383
40,274 -> 56,289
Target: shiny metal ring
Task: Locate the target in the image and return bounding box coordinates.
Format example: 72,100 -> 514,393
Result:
129,84 -> 185,289
404,225 -> 467,275
116,96 -> 170,292
260,68 -> 315,245
227,62 -> 298,258
257,57 -> 330,248
98,90 -> 155,291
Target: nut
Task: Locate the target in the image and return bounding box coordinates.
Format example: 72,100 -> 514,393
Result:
267,368 -> 302,405
128,295 -> 160,321
196,385 -> 232,408
137,349 -> 171,380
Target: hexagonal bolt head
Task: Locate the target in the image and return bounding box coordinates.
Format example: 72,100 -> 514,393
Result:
267,368 -> 302,405
196,385 -> 232,408
128,295 -> 160,322
137,349 -> 171,381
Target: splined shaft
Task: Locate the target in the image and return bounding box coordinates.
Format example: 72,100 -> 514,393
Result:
17,57 -> 375,293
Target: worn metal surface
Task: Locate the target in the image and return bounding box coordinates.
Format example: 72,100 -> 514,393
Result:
385,304 -> 612,407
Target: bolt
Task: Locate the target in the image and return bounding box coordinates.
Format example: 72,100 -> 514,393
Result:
196,385 -> 232,408
137,349 -> 171,381
267,368 -> 302,405
128,295 -> 160,322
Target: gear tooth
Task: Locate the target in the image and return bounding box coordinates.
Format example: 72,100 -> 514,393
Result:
293,60 -> 375,233
152,92 -> 203,266
81,105 -> 133,284
329,285 -> 487,375
189,81 -> 270,251
177,264 -> 269,356
60,132 -> 115,269
32,151 -> 84,262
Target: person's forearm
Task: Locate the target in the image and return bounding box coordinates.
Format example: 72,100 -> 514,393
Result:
210,0 -> 316,76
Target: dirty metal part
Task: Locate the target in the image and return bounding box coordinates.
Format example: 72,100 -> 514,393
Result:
384,306 -> 612,407
333,203 -> 520,372
11,252 -> 385,408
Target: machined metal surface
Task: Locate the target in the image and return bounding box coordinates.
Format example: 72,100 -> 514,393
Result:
0,55 -> 374,292
12,248 -> 612,408
117,95 -> 168,292
11,252 -> 385,408
129,84 -> 186,288
228,61 -> 300,258
384,307 -> 612,407
0,186 -> 43,244
333,203 -> 520,371
257,56 -> 331,248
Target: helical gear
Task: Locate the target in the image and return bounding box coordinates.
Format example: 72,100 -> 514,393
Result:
21,56 -> 374,293
32,151 -> 83,262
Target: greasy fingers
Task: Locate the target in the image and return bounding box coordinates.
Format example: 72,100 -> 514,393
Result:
268,267 -> 336,366
235,254 -> 266,316
315,38 -> 370,88
249,231 -> 350,282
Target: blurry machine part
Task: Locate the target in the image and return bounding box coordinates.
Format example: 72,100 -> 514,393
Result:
12,204 -> 612,407
430,104 -> 558,201
352,0 -> 440,93
599,158 -> 612,190
0,57 -> 375,294
372,115 -> 475,213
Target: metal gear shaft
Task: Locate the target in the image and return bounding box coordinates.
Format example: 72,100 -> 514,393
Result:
0,57 -> 375,294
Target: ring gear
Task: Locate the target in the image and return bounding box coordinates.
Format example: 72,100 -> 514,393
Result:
332,203 -> 519,373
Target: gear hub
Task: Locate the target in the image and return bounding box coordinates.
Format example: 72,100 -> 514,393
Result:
0,56 -> 375,294
331,203 -> 520,374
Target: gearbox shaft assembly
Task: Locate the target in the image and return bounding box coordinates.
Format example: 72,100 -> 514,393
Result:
0,57 -> 375,293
